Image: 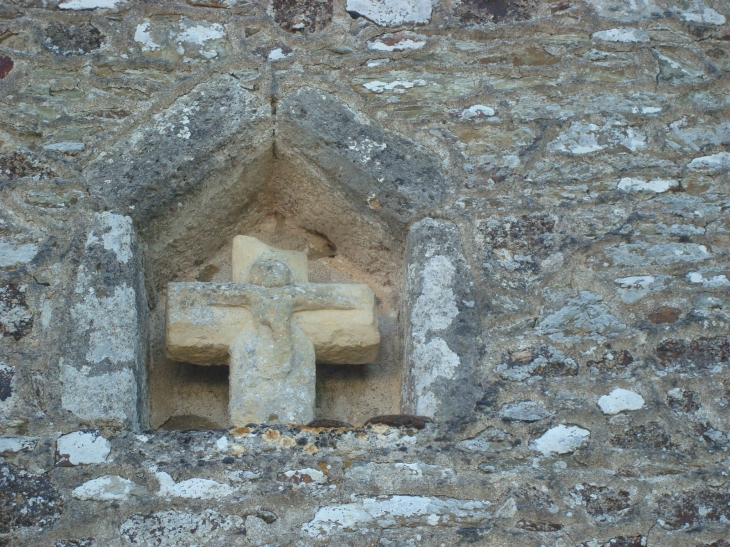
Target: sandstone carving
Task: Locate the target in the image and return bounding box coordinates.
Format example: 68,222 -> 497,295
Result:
166,236 -> 379,425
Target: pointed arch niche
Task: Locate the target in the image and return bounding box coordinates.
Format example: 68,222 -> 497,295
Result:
125,86 -> 445,430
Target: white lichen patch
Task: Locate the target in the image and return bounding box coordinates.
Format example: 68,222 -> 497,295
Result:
409,255 -> 460,415
56,430 -> 111,465
549,120 -> 646,155
549,122 -> 604,155
86,212 -> 134,263
0,436 -> 38,454
532,425 -> 590,456
73,475 -> 143,501
215,436 -> 228,451
613,275 -> 671,304
411,338 -> 460,415
411,256 -> 459,340
279,468 -> 327,485
177,21 -> 225,46
268,48 -> 291,61
687,271 -> 730,287
59,0 -> 126,9
362,78 -> 426,94
0,239 -> 39,268
156,471 -> 235,499
367,32 -> 427,52
133,17 -> 227,61
71,284 -> 138,364
460,105 -> 495,120
459,428 -> 513,452
656,223 -> 705,236
592,28 -> 650,42
597,388 -> 645,414
177,19 -> 225,60
687,151 -> 730,171
303,495 -> 491,537
584,0 -> 658,22
134,22 -> 160,52
617,177 -> 678,193
346,0 -> 432,26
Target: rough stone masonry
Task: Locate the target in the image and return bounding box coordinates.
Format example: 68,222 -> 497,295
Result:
1,0 -> 729,546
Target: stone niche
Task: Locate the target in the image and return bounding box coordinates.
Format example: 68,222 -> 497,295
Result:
139,88 -> 407,430
148,208 -> 403,430
81,82 -> 478,431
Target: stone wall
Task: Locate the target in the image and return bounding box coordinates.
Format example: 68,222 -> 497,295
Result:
1,0 -> 729,545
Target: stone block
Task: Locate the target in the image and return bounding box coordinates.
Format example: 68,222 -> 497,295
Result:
63,212 -> 148,429
278,88 -> 446,228
84,75 -> 271,227
346,0 -> 431,26
402,218 -> 481,422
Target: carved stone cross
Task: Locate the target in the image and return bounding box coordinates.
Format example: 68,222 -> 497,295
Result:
166,236 -> 380,426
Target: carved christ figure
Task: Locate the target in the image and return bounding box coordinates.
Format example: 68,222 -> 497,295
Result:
165,236 -> 380,425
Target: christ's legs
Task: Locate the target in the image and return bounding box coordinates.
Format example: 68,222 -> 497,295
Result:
228,321 -> 315,426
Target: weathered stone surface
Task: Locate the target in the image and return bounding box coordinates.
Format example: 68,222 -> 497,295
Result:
84,75 -> 271,227
454,0 -> 537,24
611,422 -> 673,450
0,362 -> 13,403
402,218 -> 480,421
657,486 -> 730,530
62,212 -> 147,429
0,463 -> 62,533
120,509 -> 245,546
537,292 -> 626,343
0,284 -> 33,340
574,483 -> 632,522
44,23 -> 104,55
0,55 -> 13,79
278,88 -> 446,228
496,346 -> 579,381
274,0 -> 333,33
498,400 -> 551,422
133,17 -> 229,62
0,151 -> 53,181
346,0 -> 431,26
652,336 -> 729,370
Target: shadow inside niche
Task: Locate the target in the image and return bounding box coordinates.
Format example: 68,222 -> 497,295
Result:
157,364 -> 230,431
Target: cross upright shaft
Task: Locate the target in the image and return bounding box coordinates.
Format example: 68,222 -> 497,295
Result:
165,236 -> 380,425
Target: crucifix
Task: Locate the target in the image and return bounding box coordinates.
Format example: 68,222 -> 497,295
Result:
165,236 -> 380,426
